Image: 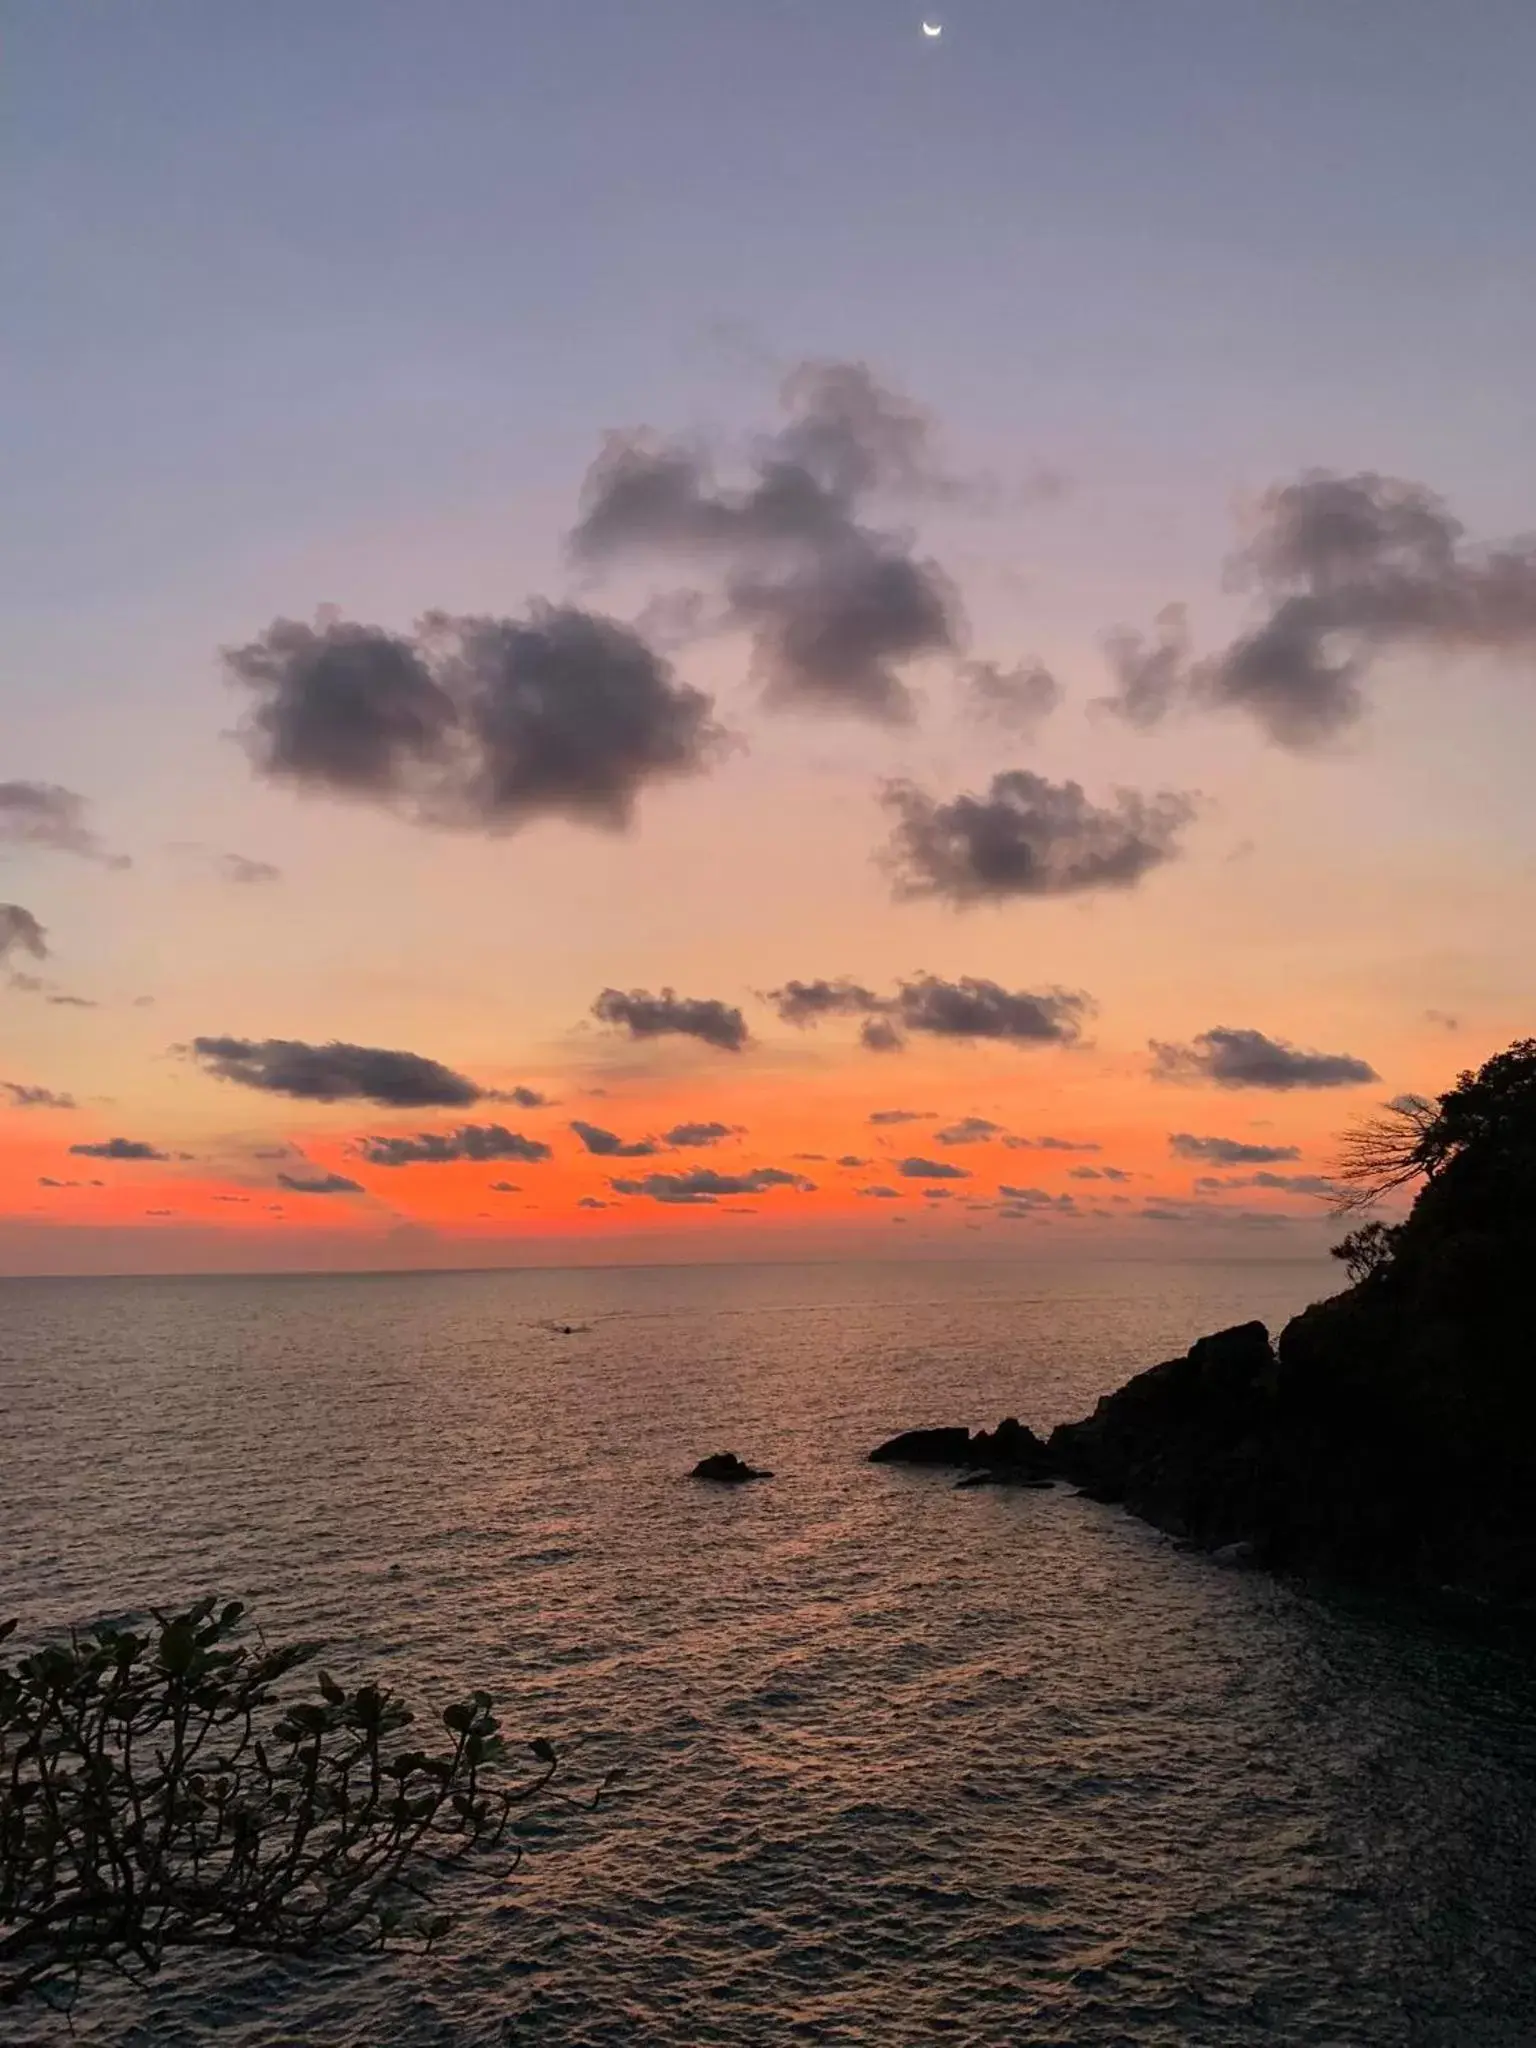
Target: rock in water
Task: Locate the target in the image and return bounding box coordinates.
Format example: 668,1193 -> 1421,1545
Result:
967,1416 -> 1053,1475
869,1419 -> 1053,1480
690,1452 -> 772,1483
868,1426 -> 976,1466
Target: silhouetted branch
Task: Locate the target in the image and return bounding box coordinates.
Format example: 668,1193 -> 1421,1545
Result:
0,1599 -> 616,2013
1331,1093 -> 1441,1214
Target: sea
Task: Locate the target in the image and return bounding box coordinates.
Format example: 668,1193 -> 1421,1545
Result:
4,1257 -> 1535,2046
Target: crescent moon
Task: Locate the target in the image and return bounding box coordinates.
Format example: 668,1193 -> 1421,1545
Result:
922,20 -> 943,36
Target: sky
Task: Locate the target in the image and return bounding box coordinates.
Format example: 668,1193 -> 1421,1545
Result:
4,0 -> 1535,1275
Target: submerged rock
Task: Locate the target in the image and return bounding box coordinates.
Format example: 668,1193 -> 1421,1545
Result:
690,1452 -> 772,1484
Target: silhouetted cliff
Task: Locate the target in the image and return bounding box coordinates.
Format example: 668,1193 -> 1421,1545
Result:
1050,1039 -> 1536,1604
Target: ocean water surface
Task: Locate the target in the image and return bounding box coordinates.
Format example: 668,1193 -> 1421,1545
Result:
4,1257 -> 1535,2046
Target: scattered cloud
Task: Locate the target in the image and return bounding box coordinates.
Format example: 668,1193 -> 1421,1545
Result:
570,359 -> 964,722
1100,605 -> 1193,733
857,1184 -> 901,1198
0,783 -> 128,867
358,1125 -> 553,1166
0,905 -> 48,966
881,770 -> 1196,904
69,1138 -> 169,1161
276,1171 -> 364,1195
1200,1170 -> 1339,1197
958,659 -> 1061,737
226,602 -> 725,833
775,973 -> 1090,1052
569,1118 -> 658,1158
998,1185 -> 1079,1214
896,1157 -> 971,1180
861,1019 -> 903,1052
1002,1134 -> 1100,1152
591,986 -> 748,1052
1169,1131 -> 1303,1165
190,1036 -> 487,1106
1151,1027 -> 1379,1091
893,974 -> 1091,1047
662,1120 -> 738,1147
765,977 -> 883,1027
1424,1009 -> 1460,1032
1100,471 -> 1536,748
489,1181 -> 521,1193
218,852 -> 282,885
609,1165 -> 816,1205
46,994 -> 97,1009
935,1116 -> 1003,1145
492,1085 -> 549,1108
836,1154 -> 870,1168
577,1196 -> 611,1210
2,1082 -> 75,1109
868,1108 -> 933,1125
921,1186 -> 955,1200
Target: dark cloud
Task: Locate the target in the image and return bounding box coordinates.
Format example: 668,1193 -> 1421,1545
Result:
277,1171 -> 364,1196
1424,1009 -> 1460,1032
765,977 -> 884,1027
219,852 -> 282,885
935,1116 -> 1003,1145
609,1165 -> 815,1205
1137,1201 -> 1290,1229
882,771 -> 1196,904
921,1186 -> 955,1200
489,1181 -> 521,1193
569,1118 -> 657,1158
998,1190 -> 1079,1218
1102,472 -> 1536,748
836,1154 -> 870,1168
662,1120 -> 737,1147
896,1157 -> 970,1180
577,1196 -> 611,1210
1169,1132 -> 1303,1165
570,360 -> 965,722
358,1125 -> 553,1167
861,1019 -> 904,1053
893,974 -> 1091,1047
492,1085 -> 548,1108
0,783 -> 128,867
868,1108 -> 933,1125
3,1082 -> 75,1109
779,973 -> 1089,1052
1228,1170 -> 1338,1196
226,602 -> 724,833
1100,606 -> 1194,732
1002,1134 -> 1100,1152
731,543 -> 960,723
0,904 -> 48,966
191,1036 -> 486,1107
46,994 -> 98,1009
591,986 -> 748,1053
959,659 -> 1061,737
857,1184 -> 901,1198
999,1185 -> 1079,1214
1151,1028 -> 1379,1091
69,1138 -> 169,1161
